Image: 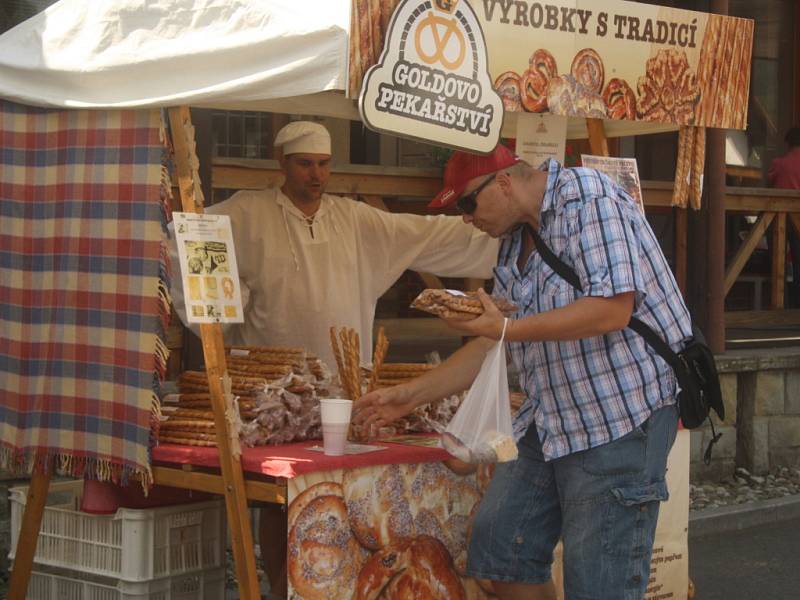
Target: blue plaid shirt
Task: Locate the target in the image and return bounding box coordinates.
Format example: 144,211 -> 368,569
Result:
496,160 -> 692,460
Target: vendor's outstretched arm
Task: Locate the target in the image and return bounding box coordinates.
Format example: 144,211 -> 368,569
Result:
353,335 -> 494,434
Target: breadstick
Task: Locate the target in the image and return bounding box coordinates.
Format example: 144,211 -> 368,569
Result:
159,435 -> 217,447
672,126 -> 691,208
379,363 -> 433,373
338,328 -> 355,400
690,127 -> 706,210
330,326 -> 348,394
350,329 -> 361,399
368,327 -> 389,393
160,419 -> 216,431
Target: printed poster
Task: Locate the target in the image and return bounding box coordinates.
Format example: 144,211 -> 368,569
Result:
173,212 -> 244,324
646,429 -> 690,600
516,113 -> 568,167
581,154 -> 645,213
286,461 -> 501,599
351,0 -> 754,130
284,441 -> 688,599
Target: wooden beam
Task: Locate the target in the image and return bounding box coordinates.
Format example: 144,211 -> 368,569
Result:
724,193 -> 800,213
788,213 -> 800,237
210,162 -> 800,212
376,317 -> 463,341
7,470 -> 51,600
674,207 -> 688,293
168,106 -> 261,600
152,466 -> 287,504
464,278 -> 486,291
707,121 -> 726,352
725,309 -> 800,328
771,213 -> 787,309
213,162 -> 442,198
586,118 -> 610,156
724,212 -> 775,295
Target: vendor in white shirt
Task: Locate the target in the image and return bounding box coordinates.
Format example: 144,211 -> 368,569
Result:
170,120 -> 498,598
172,120 -> 497,368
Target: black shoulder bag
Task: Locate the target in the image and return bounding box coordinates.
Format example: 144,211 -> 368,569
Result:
525,225 -> 725,463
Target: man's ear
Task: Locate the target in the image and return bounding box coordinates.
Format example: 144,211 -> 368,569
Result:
495,171 -> 513,195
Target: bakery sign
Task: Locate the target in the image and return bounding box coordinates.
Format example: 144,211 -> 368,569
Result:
358,0 -> 504,154
352,0 -> 754,131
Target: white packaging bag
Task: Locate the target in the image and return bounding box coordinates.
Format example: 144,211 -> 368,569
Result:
441,320 -> 518,463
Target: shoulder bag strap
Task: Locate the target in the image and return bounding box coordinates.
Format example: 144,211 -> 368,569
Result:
524,224 -> 681,368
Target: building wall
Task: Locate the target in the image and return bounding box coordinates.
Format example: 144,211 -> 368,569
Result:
691,349 -> 800,481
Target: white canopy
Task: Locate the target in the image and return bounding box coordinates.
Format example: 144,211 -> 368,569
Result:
0,0 -> 350,111
0,0 -> 674,138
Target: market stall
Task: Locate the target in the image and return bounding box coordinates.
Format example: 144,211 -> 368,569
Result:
0,1 -> 752,599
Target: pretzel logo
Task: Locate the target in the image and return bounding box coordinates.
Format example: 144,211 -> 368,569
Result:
358,0 -> 503,153
434,0 -> 459,13
414,11 -> 466,71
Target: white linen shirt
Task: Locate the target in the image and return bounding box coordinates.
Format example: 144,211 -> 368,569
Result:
171,187 -> 498,367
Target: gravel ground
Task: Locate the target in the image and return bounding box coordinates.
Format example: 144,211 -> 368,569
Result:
690,466 -> 800,511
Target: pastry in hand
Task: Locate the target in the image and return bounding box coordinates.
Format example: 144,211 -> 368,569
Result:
411,289 -> 516,321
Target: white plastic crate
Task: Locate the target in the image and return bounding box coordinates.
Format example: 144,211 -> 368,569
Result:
25,566 -> 226,600
9,479 -> 226,581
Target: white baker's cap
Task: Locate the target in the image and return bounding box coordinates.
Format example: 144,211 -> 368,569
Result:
274,121 -> 331,155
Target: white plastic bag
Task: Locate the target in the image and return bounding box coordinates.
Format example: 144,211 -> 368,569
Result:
441,320 -> 518,464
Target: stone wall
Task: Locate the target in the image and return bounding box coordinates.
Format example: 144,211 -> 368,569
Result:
690,348 -> 800,482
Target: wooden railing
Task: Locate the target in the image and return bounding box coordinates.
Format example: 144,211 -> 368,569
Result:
212,158 -> 800,328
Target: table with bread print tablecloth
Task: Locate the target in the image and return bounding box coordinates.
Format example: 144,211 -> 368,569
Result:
153,435 -> 498,599
153,430 -> 690,600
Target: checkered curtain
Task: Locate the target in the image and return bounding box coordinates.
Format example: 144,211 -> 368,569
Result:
0,100 -> 171,486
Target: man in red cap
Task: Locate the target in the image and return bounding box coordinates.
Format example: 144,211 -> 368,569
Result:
356,145 -> 691,600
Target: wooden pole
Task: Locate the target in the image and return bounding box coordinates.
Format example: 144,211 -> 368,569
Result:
675,207 -> 688,293
167,106 -> 261,600
586,118 -> 610,156
7,469 -> 51,600
706,0 -> 728,353
771,213 -> 787,308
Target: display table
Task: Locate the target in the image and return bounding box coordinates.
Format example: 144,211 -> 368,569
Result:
153,435 -> 492,599
151,430 -> 690,600
152,436 -> 448,480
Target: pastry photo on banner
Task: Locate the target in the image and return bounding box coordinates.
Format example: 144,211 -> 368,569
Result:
350,0 -> 754,131
284,461 -> 501,600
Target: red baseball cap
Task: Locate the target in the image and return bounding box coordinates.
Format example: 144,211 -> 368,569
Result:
428,144 -> 521,210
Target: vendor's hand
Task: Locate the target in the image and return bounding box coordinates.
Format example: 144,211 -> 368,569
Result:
352,385 -> 418,439
442,288 -> 507,340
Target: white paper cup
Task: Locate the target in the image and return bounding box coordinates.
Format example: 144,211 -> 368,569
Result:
319,398 -> 353,456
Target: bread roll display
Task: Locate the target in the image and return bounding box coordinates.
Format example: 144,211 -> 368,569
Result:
284,460 -> 491,599
160,345 -> 335,447
287,482 -> 368,600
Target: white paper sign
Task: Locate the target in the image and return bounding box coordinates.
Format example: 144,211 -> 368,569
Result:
173,212 -> 244,324
646,429 -> 690,600
581,155 -> 645,213
515,113 -> 568,167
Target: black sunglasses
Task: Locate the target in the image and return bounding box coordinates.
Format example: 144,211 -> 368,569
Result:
456,174 -> 495,215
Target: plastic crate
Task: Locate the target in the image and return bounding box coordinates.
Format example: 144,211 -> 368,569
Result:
9,479 -> 226,582
25,565 -> 226,600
